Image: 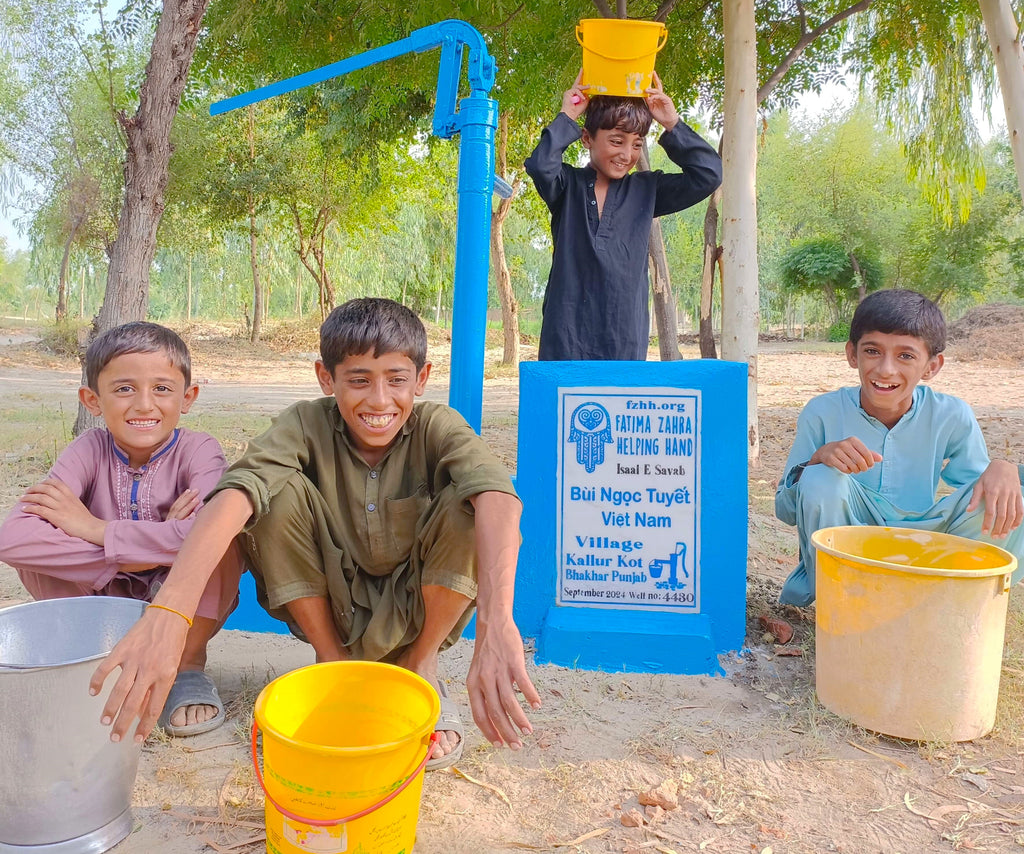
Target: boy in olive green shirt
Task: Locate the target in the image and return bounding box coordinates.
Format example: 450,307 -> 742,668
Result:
90,298 -> 540,770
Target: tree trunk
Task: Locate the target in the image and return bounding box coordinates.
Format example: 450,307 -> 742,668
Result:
249,207 -> 263,343
492,113 -> 520,365
647,217 -> 680,359
978,0 -> 1024,206
56,232 -> 74,322
850,254 -> 866,302
721,0 -> 761,465
292,207 -> 333,321
247,105 -> 263,343
699,187 -> 722,358
74,0 -> 210,435
699,0 -> 875,366
638,143 -> 681,360
311,230 -> 334,315
186,252 -> 193,321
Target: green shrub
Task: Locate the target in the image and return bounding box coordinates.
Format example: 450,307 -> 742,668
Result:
827,321 -> 850,343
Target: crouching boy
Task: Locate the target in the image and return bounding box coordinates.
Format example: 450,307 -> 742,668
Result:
90,299 -> 540,766
775,289 -> 1024,606
0,322 -> 243,736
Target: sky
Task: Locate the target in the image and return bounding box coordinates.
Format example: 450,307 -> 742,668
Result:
1,204 -> 31,254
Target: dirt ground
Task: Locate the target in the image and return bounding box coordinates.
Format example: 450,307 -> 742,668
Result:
1,313 -> 1024,854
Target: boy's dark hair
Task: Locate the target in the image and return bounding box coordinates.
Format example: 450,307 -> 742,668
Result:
85,321 -> 192,390
849,289 -> 946,356
583,95 -> 653,137
320,298 -> 428,373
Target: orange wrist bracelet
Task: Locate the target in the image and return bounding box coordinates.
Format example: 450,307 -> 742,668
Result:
147,603 -> 194,627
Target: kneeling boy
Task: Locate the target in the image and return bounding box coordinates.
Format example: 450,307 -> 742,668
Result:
0,322 -> 242,735
775,289 -> 1024,606
91,299 -> 540,766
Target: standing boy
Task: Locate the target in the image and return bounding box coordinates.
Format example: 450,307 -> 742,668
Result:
525,70 -> 722,361
0,322 -> 242,735
90,299 -> 540,770
775,289 -> 1024,606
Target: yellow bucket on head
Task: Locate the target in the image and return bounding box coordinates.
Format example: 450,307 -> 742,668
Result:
813,526 -> 1015,742
253,661 -> 440,854
577,19 -> 668,97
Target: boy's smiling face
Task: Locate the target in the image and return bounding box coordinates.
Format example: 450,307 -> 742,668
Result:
846,331 -> 944,428
79,350 -> 198,468
316,350 -> 431,467
582,125 -> 644,182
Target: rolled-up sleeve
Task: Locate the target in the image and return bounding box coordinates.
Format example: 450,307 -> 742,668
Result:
211,403 -> 315,530
418,407 -> 519,511
775,406 -> 826,526
524,112 -> 582,208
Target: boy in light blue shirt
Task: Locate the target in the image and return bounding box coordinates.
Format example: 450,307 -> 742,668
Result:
775,289 -> 1024,606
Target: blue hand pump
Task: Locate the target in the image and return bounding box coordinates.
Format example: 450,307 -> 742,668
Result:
211,20 -> 500,432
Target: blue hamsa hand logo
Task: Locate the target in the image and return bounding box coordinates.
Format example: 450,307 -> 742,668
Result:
568,402 -> 613,473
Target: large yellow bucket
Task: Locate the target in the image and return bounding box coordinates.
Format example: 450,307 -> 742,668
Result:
813,526 -> 1015,742
252,661 -> 440,854
576,19 -> 668,97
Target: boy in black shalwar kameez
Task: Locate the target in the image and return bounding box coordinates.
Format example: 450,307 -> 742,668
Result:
525,70 -> 722,361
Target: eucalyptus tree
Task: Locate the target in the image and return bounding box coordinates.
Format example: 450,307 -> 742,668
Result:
977,0 -> 1024,206
0,0 -> 132,322
199,0 -> 570,361
169,93 -> 291,338
899,137 -> 1024,303
0,0 -> 217,433
759,106 -> 1022,319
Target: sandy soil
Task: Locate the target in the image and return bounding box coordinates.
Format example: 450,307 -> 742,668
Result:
1,325 -> 1023,854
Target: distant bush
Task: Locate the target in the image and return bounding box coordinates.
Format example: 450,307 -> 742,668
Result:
827,321 -> 850,343
41,320 -> 90,358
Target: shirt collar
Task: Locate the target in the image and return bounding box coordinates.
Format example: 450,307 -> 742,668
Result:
108,428 -> 180,470
848,385 -> 922,427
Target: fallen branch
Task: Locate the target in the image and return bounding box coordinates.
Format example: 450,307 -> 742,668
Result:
181,740 -> 241,754
203,834 -> 265,853
848,740 -> 908,770
920,782 -> 1024,821
505,827 -> 610,849
167,811 -> 265,831
452,767 -> 512,809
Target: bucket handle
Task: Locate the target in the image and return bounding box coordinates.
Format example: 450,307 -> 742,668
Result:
251,721 -> 438,828
575,24 -> 668,62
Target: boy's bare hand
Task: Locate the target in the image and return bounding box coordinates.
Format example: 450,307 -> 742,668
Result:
809,437 -> 882,473
466,617 -> 541,750
89,607 -> 189,742
166,489 -> 201,521
20,477 -> 106,545
645,71 -> 679,131
968,459 -> 1024,538
561,69 -> 589,121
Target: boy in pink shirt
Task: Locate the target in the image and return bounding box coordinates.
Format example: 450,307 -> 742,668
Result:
0,321 -> 242,736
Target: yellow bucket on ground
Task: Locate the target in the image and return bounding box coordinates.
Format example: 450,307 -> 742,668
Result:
813,526 -> 1015,742
577,19 -> 668,97
253,661 -> 440,854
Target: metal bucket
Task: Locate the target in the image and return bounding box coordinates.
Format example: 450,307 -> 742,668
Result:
0,596 -> 146,853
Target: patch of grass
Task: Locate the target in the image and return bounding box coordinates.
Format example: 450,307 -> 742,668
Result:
0,402 -> 74,507
225,666 -> 276,742
183,412 -> 270,464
